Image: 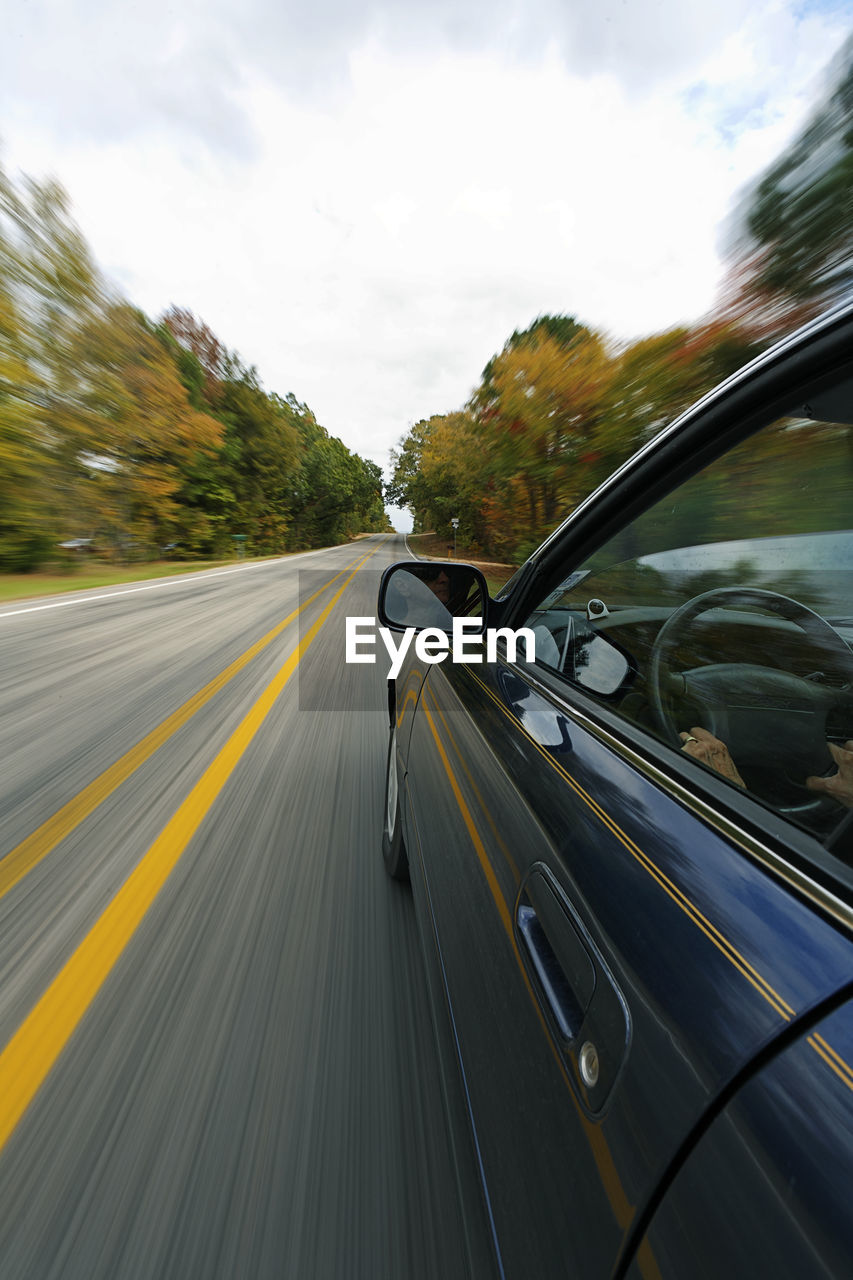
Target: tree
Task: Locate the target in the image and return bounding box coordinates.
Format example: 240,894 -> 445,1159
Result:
719,35 -> 853,332
391,311 -> 760,563
473,324 -> 613,547
0,159 -> 386,571
0,288 -> 54,568
212,369 -> 301,553
66,304 -> 223,555
160,306 -> 227,407
290,414 -> 388,547
602,319 -> 757,468
390,412 -> 487,547
387,416 -> 437,517
0,161 -> 108,565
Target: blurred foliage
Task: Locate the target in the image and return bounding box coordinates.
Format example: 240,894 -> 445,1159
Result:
390,314 -> 755,563
387,411 -> 488,550
391,38 -> 851,565
718,35 -> 852,337
744,39 -> 852,303
0,169 -> 390,572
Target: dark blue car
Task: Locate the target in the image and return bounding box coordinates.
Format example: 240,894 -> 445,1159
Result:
378,301 -> 853,1278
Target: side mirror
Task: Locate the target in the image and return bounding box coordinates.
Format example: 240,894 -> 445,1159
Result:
378,561 -> 488,632
571,629 -> 631,696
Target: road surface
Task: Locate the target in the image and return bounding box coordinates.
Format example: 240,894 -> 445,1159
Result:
0,535 -> 479,1279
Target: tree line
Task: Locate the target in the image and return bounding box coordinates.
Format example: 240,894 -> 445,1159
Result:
388,39 -> 851,564
0,171 -> 390,572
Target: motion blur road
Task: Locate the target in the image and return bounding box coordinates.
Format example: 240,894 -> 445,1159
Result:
0,535 -> 475,1279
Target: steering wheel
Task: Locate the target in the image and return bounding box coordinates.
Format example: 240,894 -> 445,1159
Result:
648,587 -> 853,816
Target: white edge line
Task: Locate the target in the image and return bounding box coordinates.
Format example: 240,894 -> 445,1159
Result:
0,547 -> 352,621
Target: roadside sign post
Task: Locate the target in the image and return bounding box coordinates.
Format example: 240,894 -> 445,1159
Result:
451,517 -> 459,558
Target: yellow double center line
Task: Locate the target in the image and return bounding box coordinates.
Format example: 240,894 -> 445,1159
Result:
0,556 -> 365,901
0,549 -> 375,1149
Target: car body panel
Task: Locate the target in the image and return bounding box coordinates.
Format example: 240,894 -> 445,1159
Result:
393,660 -> 429,758
625,995 -> 853,1278
400,773 -> 507,1277
402,653 -> 853,1275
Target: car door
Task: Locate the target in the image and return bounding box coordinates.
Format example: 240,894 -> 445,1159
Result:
402,322 -> 853,1278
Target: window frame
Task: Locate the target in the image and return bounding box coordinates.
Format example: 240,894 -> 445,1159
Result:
493,314 -> 853,922
500,322 -> 852,633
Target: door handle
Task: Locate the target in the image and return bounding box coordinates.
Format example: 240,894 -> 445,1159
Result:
516,867 -> 631,1114
517,904 -> 595,1042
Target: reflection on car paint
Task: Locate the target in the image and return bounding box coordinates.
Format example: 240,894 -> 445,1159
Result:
479,661 -> 853,1096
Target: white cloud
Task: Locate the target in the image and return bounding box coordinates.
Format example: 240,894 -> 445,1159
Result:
2,1 -> 850,531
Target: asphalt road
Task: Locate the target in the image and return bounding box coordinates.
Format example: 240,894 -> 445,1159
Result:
0,535 -> 474,1279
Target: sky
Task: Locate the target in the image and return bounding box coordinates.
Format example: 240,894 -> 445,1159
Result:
2,1 -> 850,531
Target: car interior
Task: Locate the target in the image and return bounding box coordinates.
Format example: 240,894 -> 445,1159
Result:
525,370 -> 853,843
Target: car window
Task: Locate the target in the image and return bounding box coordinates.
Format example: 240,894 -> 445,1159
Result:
522,380 -> 853,841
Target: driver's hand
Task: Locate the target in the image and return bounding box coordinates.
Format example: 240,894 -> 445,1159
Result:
806,741 -> 853,808
680,727 -> 746,788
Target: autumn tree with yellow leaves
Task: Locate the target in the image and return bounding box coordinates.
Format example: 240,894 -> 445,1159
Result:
390,314 -> 757,562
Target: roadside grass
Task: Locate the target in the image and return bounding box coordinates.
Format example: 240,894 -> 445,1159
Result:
0,558 -> 265,604
406,531 -> 518,596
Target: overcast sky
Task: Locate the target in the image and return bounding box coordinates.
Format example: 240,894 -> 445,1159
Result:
3,1 -> 850,529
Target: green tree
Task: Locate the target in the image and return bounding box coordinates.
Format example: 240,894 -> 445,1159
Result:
290,415 -> 386,546
212,370 -> 301,553
0,288 -> 54,568
0,162 -> 107,565
389,412 -> 488,548
719,35 -> 852,332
